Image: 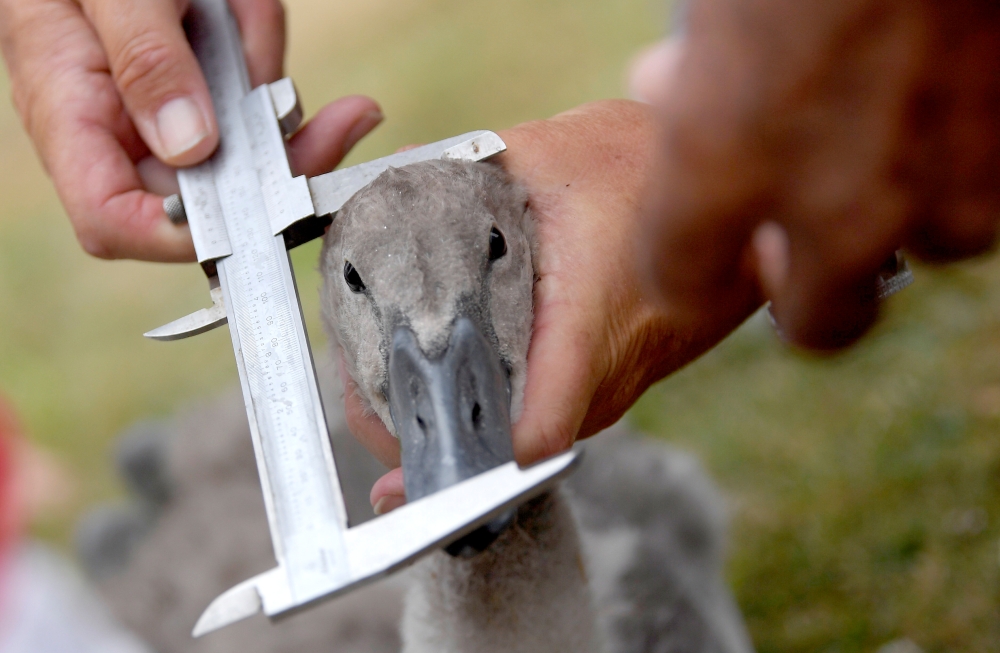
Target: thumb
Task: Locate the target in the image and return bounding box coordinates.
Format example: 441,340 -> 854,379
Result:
82,0 -> 218,166
511,296 -> 602,465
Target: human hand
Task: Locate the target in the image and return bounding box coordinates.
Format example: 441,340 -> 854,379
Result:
632,0 -> 1000,350
0,0 -> 383,261
342,100 -> 762,514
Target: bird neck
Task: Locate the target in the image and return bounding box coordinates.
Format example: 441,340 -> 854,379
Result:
400,490 -> 600,653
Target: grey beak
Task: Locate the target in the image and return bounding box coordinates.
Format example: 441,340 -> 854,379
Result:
388,316 -> 516,556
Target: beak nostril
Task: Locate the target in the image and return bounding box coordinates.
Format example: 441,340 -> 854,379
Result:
416,415 -> 427,432
471,402 -> 482,428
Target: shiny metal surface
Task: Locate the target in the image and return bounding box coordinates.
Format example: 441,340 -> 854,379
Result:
441,132 -> 506,161
162,194 -> 188,225
305,131 -> 506,223
267,78 -> 304,137
192,451 -> 580,636
875,250 -> 914,300
143,282 -> 227,341
152,0 -> 530,638
186,0 -> 350,609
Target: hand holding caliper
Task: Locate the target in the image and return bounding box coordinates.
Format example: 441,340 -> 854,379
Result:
142,0 -> 576,637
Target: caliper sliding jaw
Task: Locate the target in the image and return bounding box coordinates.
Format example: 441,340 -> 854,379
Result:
145,0 -> 578,637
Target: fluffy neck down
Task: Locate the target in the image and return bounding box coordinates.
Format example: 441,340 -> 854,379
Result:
400,491 -> 599,653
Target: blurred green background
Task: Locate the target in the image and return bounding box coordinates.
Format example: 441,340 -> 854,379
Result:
0,0 -> 997,651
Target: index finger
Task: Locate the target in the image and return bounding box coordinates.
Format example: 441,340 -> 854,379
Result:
5,0 -> 195,260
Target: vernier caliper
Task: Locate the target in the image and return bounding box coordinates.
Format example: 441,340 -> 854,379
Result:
145,0 -> 576,637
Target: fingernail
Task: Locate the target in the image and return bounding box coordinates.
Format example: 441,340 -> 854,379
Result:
343,110 -> 384,154
156,97 -> 210,159
752,221 -> 791,297
373,494 -> 406,516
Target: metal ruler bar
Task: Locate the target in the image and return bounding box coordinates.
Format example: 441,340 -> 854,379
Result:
183,0 -> 349,601
176,0 -> 533,635
180,2 -> 239,263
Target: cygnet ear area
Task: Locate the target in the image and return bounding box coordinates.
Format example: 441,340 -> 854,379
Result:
319,159 -> 534,436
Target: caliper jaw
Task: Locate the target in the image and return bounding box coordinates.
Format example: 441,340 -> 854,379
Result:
192,452 -> 580,637
144,272 -> 227,341
147,76 -> 507,341
267,77 -> 304,137
280,130 -> 507,250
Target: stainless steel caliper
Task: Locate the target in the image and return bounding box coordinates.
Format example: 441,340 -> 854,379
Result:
145,0 -> 577,637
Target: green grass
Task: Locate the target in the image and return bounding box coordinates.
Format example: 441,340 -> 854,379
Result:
0,0 -> 997,650
632,261 -> 1000,652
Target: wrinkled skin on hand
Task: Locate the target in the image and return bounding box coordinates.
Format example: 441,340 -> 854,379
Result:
639,0 -> 1000,350
0,0 -> 382,261
343,101 -> 762,513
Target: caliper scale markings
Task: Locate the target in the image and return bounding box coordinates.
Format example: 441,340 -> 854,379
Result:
183,0 -> 349,600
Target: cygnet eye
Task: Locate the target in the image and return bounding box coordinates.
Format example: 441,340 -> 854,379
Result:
489,226 -> 507,261
344,261 -> 366,293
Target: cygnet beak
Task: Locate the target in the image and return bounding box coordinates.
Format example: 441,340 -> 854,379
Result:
387,316 -> 516,556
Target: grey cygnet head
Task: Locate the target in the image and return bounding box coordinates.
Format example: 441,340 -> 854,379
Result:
320,159 -> 535,502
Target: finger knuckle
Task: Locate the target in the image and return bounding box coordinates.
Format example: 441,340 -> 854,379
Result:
17,74 -> 64,146
111,31 -> 181,100
7,63 -> 53,139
